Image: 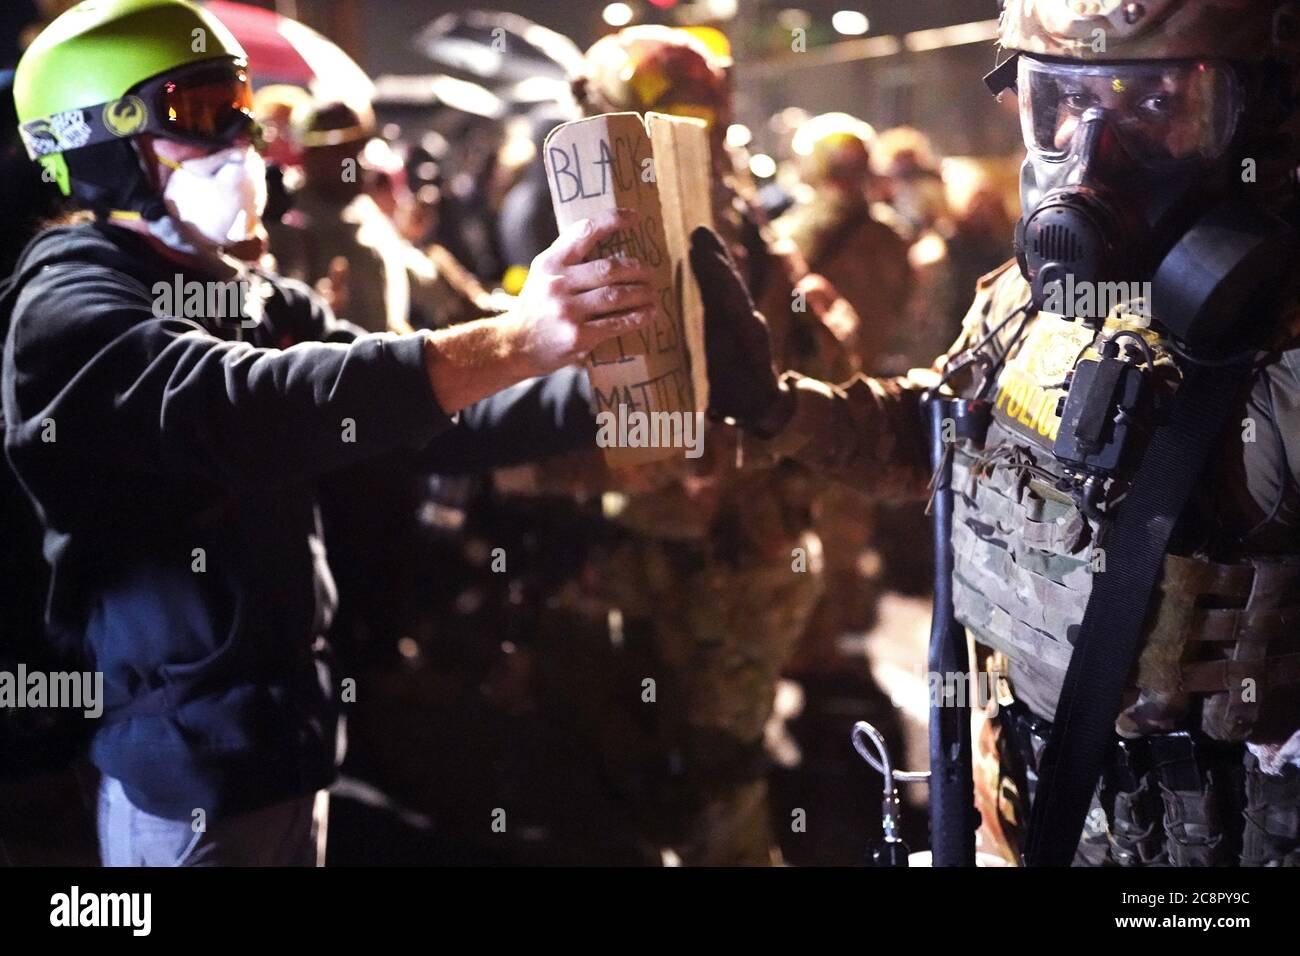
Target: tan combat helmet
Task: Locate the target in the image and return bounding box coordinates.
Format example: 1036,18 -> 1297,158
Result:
998,0 -> 1300,63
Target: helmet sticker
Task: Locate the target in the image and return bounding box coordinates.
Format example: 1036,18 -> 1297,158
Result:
103,96 -> 148,138
19,109 -> 92,157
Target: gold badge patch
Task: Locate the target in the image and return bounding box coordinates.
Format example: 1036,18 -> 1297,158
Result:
991,319 -> 1094,449
103,96 -> 148,138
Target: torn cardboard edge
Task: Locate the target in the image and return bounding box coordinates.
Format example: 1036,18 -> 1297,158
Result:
543,111 -> 713,467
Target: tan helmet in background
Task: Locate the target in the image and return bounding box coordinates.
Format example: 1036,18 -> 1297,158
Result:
997,0 -> 1300,63
791,112 -> 877,192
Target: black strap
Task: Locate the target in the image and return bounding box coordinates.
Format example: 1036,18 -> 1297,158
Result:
1025,359 -> 1252,866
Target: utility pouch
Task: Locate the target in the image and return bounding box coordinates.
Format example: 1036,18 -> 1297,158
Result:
1101,739 -> 1165,866
1052,355 -> 1147,476
1150,732 -> 1232,866
1241,750 -> 1300,866
1127,555 -> 1300,742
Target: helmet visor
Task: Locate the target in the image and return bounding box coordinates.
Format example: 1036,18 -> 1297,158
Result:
1017,56 -> 1243,166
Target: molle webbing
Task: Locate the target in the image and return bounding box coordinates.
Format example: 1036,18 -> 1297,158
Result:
950,427 -> 1300,735
951,426 -> 1094,721
1145,555 -> 1300,742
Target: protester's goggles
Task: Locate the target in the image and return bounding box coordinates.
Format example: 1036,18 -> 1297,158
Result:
19,58 -> 257,160
1017,55 -> 1243,166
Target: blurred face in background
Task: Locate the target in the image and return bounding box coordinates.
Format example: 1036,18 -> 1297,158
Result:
300,140 -> 363,201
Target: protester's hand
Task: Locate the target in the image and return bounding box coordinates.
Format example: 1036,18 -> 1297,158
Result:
689,227 -> 793,436
506,209 -> 656,376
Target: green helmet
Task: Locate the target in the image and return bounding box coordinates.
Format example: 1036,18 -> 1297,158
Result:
14,0 -> 248,196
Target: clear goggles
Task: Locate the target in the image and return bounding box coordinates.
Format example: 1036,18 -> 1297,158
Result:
1017,55 -> 1244,166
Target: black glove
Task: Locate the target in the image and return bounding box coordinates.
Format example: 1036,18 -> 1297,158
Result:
689,226 -> 791,436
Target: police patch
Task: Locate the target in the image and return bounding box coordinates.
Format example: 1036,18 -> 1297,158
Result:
991,319 -> 1094,450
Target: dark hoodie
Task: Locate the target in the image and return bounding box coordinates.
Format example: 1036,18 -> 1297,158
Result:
0,221 -> 594,820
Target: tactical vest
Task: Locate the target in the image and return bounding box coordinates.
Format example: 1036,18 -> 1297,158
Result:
948,265 -> 1300,744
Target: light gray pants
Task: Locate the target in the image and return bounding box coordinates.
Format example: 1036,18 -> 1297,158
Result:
97,775 -> 328,867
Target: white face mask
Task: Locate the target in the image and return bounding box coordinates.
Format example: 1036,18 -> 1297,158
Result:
161,145 -> 267,247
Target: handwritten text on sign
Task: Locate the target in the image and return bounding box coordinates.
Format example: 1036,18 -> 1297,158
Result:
544,112 -> 710,465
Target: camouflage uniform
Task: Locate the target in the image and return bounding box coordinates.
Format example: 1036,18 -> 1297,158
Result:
272,102 -> 493,334
728,0 -> 1300,866
522,212 -> 855,864
773,192 -> 910,368
500,26 -> 862,864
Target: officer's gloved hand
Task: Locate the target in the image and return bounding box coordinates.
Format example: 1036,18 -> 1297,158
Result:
689,227 -> 794,438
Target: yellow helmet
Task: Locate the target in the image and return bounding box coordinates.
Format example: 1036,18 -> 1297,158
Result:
575,25 -> 731,131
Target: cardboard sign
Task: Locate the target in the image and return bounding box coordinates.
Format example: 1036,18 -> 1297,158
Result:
543,112 -> 712,466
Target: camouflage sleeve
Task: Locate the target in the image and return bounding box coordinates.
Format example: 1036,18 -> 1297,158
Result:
749,259 -> 1022,502
1234,333 -> 1300,546
754,370 -> 932,502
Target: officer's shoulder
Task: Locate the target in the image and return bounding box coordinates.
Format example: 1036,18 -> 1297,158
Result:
966,259 -> 1029,318
856,213 -> 910,255
870,201 -> 914,243
975,259 -> 1023,294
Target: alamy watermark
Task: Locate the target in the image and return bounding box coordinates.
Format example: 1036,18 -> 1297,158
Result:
926,669 -> 1003,714
0,664 -> 103,718
50,886 -> 150,936
152,273 -> 255,326
595,408 -> 705,459
1042,275 -> 1151,320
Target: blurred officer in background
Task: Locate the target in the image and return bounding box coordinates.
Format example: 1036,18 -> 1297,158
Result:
3,0 -> 656,866
773,112 -> 912,370
874,126 -> 949,241
768,114 -> 913,677
273,99 -> 493,334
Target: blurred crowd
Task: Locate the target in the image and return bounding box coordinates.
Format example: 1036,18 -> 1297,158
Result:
1,4 -> 1021,866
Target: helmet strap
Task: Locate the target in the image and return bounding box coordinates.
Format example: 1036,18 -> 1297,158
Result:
65,138 -> 166,222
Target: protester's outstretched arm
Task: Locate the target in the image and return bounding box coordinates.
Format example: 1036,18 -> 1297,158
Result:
420,366 -> 597,474
4,211 -> 653,495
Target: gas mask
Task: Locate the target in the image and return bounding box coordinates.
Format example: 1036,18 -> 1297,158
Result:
1013,55 -> 1244,323
160,144 -> 268,248
1004,54 -> 1296,489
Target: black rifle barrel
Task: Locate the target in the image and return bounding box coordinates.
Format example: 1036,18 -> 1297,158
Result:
925,397 -> 977,866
